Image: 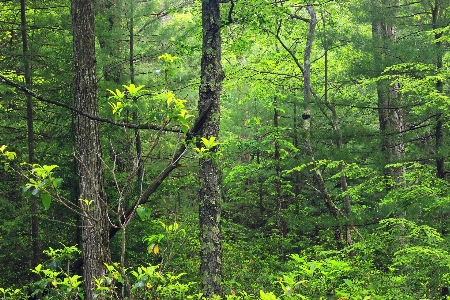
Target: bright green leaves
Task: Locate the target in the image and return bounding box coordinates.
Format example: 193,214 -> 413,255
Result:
195,136 -> 220,153
1,145 -> 61,210
259,290 -> 277,300
0,287 -> 24,299
23,163 -> 62,210
158,53 -> 178,64
108,84 -> 146,99
107,84 -> 193,133
30,245 -> 82,299
0,145 -> 16,171
0,145 -> 16,161
108,83 -> 147,118
194,136 -> 222,162
123,83 -> 146,97
150,91 -> 193,133
109,101 -> 126,115
107,88 -> 125,100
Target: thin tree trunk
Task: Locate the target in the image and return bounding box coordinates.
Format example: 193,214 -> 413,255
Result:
198,0 -> 223,297
20,0 -> 39,269
293,99 -> 301,214
72,0 -> 110,298
302,4 -> 338,219
273,103 -> 285,255
431,2 -> 446,180
129,1 -> 143,196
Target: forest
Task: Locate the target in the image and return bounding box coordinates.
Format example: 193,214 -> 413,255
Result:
1,0 -> 450,299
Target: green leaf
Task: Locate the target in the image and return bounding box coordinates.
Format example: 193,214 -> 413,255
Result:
123,83 -> 146,97
136,205 -> 151,221
41,193 -> 51,210
53,178 -> 63,188
344,279 -> 353,287
32,188 -> 40,196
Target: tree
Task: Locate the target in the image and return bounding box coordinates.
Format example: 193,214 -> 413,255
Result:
371,0 -> 405,183
72,0 -> 110,298
198,0 -> 224,297
20,0 -> 40,269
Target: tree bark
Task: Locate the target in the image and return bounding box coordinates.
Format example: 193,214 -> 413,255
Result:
371,0 -> 405,183
20,0 -> 39,269
72,0 -> 110,299
431,1 -> 447,180
198,0 -> 223,297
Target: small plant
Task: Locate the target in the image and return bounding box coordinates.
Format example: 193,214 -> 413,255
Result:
194,136 -> 221,161
0,145 -> 16,171
22,164 -> 62,210
142,220 -> 187,271
0,287 -> 25,300
29,244 -> 82,299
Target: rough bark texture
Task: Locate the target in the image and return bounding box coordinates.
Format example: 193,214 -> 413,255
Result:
371,0 -> 405,183
72,0 -> 110,299
199,0 -> 223,297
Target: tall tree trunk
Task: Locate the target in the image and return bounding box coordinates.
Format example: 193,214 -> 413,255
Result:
431,2 -> 446,180
302,4 -> 338,219
20,0 -> 39,269
371,0 -> 405,183
72,0 -> 110,299
198,0 -> 223,297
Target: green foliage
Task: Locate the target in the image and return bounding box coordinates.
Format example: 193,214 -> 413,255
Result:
0,145 -> 16,171
22,163 -> 62,210
30,244 -> 82,299
194,136 -> 221,160
108,84 -> 193,133
0,287 -> 26,300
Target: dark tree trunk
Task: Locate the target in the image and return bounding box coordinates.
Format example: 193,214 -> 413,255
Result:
198,0 -> 223,297
431,2 -> 446,180
273,103 -> 284,240
20,0 -> 39,269
72,0 -> 110,299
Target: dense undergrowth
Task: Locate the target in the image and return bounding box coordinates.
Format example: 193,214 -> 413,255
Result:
2,217 -> 450,300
